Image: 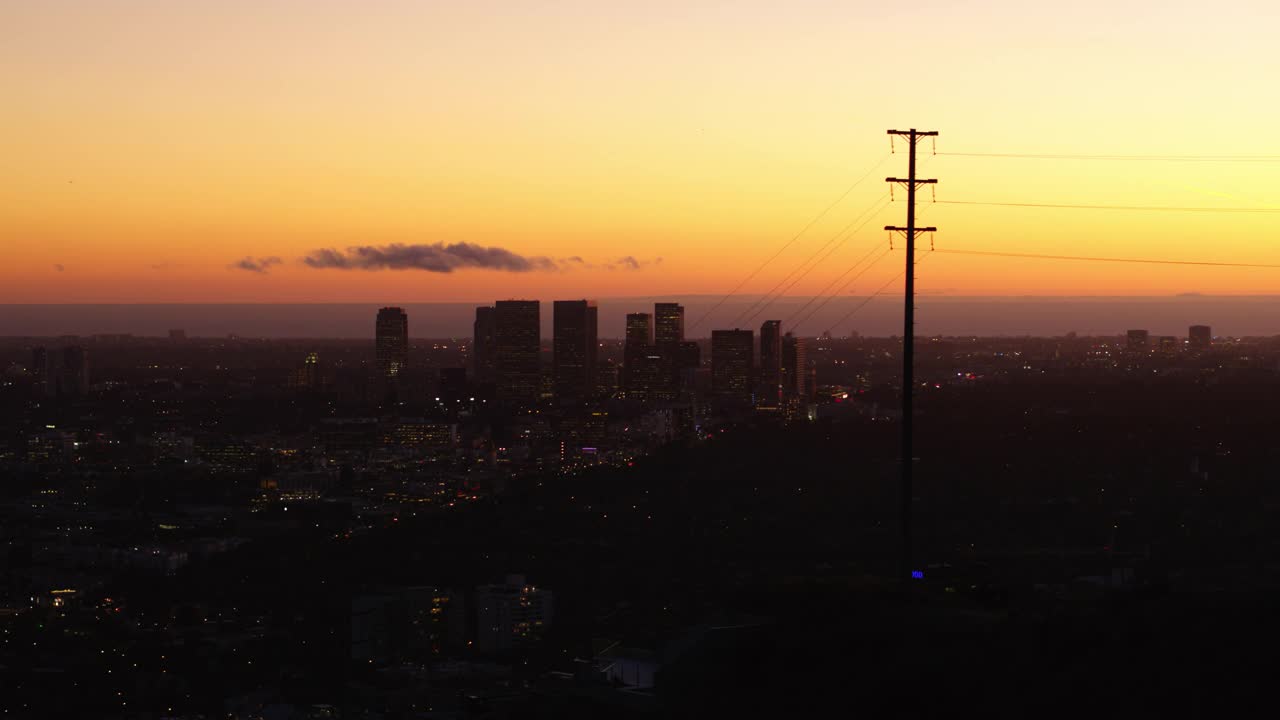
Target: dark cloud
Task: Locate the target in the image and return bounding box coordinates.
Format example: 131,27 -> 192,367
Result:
230,256 -> 283,274
608,256 -> 662,271
554,255 -> 662,271
302,243 -> 558,273
53,263 -> 65,272
296,243 -> 663,274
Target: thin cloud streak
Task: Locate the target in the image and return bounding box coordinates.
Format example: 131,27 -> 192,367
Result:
230,257 -> 283,274
559,255 -> 662,271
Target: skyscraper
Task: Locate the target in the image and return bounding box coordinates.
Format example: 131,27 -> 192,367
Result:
627,322 -> 673,402
31,347 -> 47,379
376,307 -> 409,379
711,329 -> 753,405
1189,325 -> 1212,351
67,346 -> 86,394
290,351 -> 320,390
654,303 -> 699,397
1126,329 -> 1149,352
624,313 -> 654,396
495,300 -> 541,402
626,313 -> 654,347
782,332 -> 808,399
62,346 -> 90,396
473,306 -> 497,383
552,300 -> 598,400
655,303 -> 685,345
38,345 -> 90,397
674,341 -> 701,387
67,343 -> 88,392
760,320 -> 782,407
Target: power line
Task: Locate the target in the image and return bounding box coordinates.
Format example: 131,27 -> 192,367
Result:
786,246 -> 892,333
689,153 -> 891,331
932,247 -> 1280,269
777,151 -> 935,336
938,151 -> 1280,162
783,169 -> 940,335
820,250 -> 936,336
730,194 -> 888,327
823,272 -> 898,335
734,196 -> 891,327
937,200 -> 1280,213
783,243 -> 885,328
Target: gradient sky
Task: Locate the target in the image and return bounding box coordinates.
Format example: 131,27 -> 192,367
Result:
4,1 -> 1279,303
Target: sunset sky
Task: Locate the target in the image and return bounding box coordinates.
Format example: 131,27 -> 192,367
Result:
4,1 -> 1279,304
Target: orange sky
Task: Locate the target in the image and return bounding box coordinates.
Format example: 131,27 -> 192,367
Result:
3,1 -> 1279,303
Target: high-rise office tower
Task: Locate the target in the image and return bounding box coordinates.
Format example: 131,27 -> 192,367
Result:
552,300 -> 598,400
782,332 -> 808,399
31,347 -> 48,379
623,313 -> 654,395
760,320 -> 783,406
656,303 -> 700,397
674,340 -> 701,384
376,307 -> 409,379
39,345 -> 90,397
711,329 -> 754,404
473,306 -> 497,382
290,351 -> 321,390
626,313 -> 654,347
495,300 -> 541,402
1189,325 -> 1212,351
1126,329 -> 1149,352
631,349 -> 670,402
595,360 -> 620,399
655,303 -> 685,345
62,346 -> 90,396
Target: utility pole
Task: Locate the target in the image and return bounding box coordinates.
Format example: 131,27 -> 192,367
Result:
885,128 -> 937,589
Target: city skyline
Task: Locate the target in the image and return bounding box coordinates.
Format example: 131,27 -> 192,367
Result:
10,3 -> 1280,714
0,296 -> 1271,340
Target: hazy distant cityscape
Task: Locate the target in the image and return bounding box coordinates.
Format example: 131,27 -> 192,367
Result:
8,295 -> 1280,339
8,298 -> 1280,714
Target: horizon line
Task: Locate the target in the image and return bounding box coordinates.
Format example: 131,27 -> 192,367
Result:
0,294 -> 1275,306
